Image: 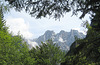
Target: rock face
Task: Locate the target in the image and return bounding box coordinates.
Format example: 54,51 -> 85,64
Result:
33,30 -> 85,51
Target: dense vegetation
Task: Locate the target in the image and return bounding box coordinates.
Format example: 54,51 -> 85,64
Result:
0,4 -> 36,64
0,0 -> 100,65
29,40 -> 66,65
61,27 -> 100,65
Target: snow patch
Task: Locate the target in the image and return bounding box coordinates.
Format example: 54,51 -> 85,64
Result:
66,46 -> 70,50
59,37 -> 64,43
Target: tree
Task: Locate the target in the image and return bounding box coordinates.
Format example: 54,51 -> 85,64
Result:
5,0 -> 100,18
71,0 -> 100,31
29,40 -> 66,65
0,15 -> 36,65
0,2 -> 36,64
5,0 -> 70,19
70,0 -> 100,18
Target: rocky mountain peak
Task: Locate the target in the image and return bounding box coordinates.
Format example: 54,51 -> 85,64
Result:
44,30 -> 55,36
59,30 -> 66,33
33,30 -> 86,51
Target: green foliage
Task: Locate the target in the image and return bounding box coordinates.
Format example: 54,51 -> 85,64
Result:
61,28 -> 100,65
0,7 -> 36,65
29,40 -> 66,65
0,20 -> 33,65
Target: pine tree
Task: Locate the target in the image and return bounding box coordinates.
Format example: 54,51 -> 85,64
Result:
29,40 -> 66,65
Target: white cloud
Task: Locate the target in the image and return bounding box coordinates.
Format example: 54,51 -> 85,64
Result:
27,40 -> 39,49
5,9 -> 89,38
72,28 -> 87,35
6,17 -> 34,39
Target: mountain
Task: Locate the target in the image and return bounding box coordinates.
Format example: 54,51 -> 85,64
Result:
33,30 -> 85,51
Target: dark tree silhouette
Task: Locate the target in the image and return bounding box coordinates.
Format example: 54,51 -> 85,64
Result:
5,0 -> 100,19
5,0 -> 70,19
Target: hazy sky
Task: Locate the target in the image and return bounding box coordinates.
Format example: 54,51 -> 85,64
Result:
4,9 -> 90,39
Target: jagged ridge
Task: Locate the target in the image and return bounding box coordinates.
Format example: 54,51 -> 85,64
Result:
33,30 -> 85,51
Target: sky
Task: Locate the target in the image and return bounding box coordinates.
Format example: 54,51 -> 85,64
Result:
4,8 -> 90,39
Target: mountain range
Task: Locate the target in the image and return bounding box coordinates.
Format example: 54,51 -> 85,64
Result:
32,30 -> 86,51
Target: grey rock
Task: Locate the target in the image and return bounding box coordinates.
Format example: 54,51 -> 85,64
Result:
33,30 -> 85,51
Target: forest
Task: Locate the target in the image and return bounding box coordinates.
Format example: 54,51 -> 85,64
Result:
0,0 -> 100,65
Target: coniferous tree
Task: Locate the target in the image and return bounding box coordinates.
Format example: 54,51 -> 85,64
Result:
29,40 -> 66,65
0,2 -> 36,64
